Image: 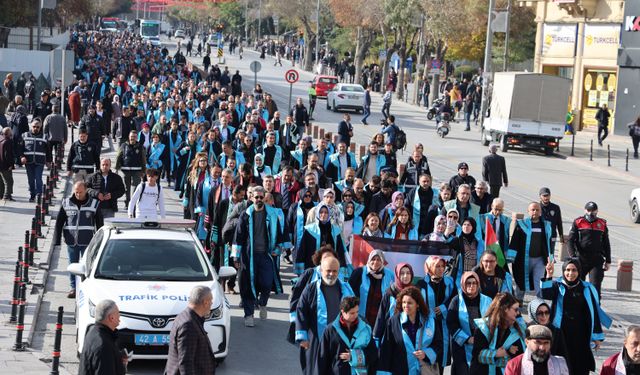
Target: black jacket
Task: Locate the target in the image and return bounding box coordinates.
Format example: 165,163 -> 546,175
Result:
86,171 -> 126,211
0,135 -> 15,170
540,201 -> 563,239
481,153 -> 508,186
448,173 -> 476,194
78,323 -> 126,375
337,120 -> 353,146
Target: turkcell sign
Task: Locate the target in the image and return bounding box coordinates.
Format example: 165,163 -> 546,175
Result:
625,16 -> 640,31
119,294 -> 188,301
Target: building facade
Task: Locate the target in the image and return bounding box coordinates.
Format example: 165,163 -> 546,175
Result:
531,0 -> 625,133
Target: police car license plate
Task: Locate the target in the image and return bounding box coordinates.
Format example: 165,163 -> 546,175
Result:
134,333 -> 170,346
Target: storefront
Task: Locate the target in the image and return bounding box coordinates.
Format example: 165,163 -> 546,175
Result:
615,1 -> 640,135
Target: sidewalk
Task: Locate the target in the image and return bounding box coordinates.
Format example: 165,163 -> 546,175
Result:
0,157 -> 72,373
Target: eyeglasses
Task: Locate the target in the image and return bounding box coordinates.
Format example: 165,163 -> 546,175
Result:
254,195 -> 264,200
536,310 -> 550,317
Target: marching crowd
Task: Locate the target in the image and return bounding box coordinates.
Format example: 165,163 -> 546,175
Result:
1,28 -> 639,375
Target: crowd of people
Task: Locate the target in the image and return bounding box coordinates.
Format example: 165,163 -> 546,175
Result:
0,27 -> 637,375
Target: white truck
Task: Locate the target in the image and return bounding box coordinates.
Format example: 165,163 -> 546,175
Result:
481,72 -> 571,155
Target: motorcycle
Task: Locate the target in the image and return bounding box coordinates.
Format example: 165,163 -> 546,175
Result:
436,112 -> 451,138
427,96 -> 445,120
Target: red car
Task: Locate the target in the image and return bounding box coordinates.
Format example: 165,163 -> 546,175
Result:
312,75 -> 339,98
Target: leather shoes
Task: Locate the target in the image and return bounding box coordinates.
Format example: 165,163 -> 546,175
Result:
67,289 -> 76,299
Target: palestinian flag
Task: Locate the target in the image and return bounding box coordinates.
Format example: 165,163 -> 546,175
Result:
485,217 -> 506,267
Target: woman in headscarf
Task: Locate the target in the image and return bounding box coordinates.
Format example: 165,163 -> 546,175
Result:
362,212 -> 384,238
447,271 -> 492,375
182,152 -> 214,242
373,263 -> 415,346
527,297 -> 570,365
287,188 -> 316,251
111,94 -> 122,128
253,153 -> 271,183
450,217 -> 484,288
384,206 -> 419,240
378,286 -> 441,375
421,215 -> 457,257
471,250 -> 514,299
541,258 -> 611,375
349,249 -> 395,327
416,256 -> 455,373
379,191 -> 405,229
341,200 -> 363,249
295,203 -> 348,279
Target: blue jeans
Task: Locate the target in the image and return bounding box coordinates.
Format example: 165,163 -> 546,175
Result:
243,252 -> 274,317
362,106 -> 371,123
67,245 -> 87,289
515,256 -> 546,299
465,112 -> 472,129
25,163 -> 44,198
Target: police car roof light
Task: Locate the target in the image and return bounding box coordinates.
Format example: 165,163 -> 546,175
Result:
103,218 -> 196,229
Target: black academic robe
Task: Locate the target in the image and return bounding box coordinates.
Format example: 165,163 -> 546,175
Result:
288,267 -> 321,345
295,280 -> 354,375
373,285 -> 402,344
174,141 -> 198,192
318,319 -> 378,375
295,222 -> 347,275
470,323 -> 525,375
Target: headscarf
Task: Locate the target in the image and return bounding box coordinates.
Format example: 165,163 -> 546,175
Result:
366,249 -> 386,279
425,256 -> 445,279
254,153 -> 264,167
394,262 -> 414,290
461,271 -> 480,298
562,258 -> 582,287
390,191 -> 405,210
16,105 -> 27,115
425,215 -> 447,242
461,217 -> 477,241
316,203 -> 330,224
528,298 -> 551,325
343,201 -> 355,221
112,94 -> 120,104
298,188 -> 316,210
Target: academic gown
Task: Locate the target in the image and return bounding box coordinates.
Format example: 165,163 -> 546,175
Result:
416,275 -> 455,368
295,279 -> 354,375
373,285 -> 403,345
540,278 -> 612,375
318,318 -> 378,375
469,318 -> 526,375
377,311 -> 441,375
295,221 -> 348,279
507,218 -> 552,291
348,266 -> 395,327
406,186 -> 440,238
174,141 -> 198,192
288,266 -> 322,345
446,293 -> 492,375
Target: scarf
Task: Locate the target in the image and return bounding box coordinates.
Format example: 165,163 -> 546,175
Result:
394,262 -> 414,290
520,348 -> 569,375
316,202 -> 331,224
461,217 -> 477,242
561,258 -> 581,287
461,271 -> 480,298
363,228 -> 383,237
390,191 -> 404,210
426,214 -> 447,242
344,201 -> 355,221
527,298 -> 550,325
366,249 -> 386,280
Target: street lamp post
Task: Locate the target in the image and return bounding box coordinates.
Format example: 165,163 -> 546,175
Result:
315,0 -> 320,65
37,0 -> 42,50
480,0 -> 496,128
258,0 -> 262,41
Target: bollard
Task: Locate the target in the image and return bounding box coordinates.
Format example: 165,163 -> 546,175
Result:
358,145 -> 366,160
319,128 -> 325,139
607,144 -> 611,167
10,259 -> 21,323
41,185 -> 49,224
30,219 -> 37,265
617,260 -> 633,292
589,139 -> 593,161
627,149 -> 630,172
36,194 -> 43,237
49,306 -> 64,375
350,142 -> 356,153
570,132 -> 575,156
13,284 -> 27,351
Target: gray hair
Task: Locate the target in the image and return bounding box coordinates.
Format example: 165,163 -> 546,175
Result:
188,285 -> 212,306
95,299 -> 118,322
475,181 -> 489,189
252,186 -> 266,195
489,144 -> 499,153
492,197 -> 504,207
626,325 -> 640,337
458,184 -> 471,192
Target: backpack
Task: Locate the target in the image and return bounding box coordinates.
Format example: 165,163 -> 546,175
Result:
133,182 -> 161,218
393,125 -> 407,150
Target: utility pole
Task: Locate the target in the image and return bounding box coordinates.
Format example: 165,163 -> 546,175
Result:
37,0 -> 42,50
315,0 -> 320,65
136,0 -> 139,20
258,0 -> 262,41
503,0 -> 512,71
480,0 -> 496,128
244,0 -> 249,42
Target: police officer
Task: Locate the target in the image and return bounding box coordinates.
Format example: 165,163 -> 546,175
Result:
53,181 -> 103,298
567,201 -> 611,298
116,130 -> 146,209
66,128 -> 100,182
79,104 -> 104,153
539,187 -> 564,256
19,118 -> 51,202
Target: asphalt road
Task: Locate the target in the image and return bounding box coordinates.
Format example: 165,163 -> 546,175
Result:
26,36 -> 640,374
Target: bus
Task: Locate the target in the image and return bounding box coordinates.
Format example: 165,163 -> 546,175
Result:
140,19 -> 161,46
100,17 -> 121,32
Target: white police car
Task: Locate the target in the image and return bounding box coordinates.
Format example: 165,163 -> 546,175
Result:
68,219 -> 236,361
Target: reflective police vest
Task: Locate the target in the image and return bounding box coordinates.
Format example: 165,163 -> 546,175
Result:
71,141 -> 97,171
21,131 -> 48,165
121,142 -> 144,171
62,198 -> 99,246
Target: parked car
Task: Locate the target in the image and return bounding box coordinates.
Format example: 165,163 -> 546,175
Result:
69,219 -> 235,361
174,29 -> 186,39
326,83 -> 366,113
312,75 -> 339,98
630,187 -> 640,223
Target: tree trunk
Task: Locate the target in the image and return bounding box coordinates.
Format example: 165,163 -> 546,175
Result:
354,29 -> 374,86
396,47 -> 407,100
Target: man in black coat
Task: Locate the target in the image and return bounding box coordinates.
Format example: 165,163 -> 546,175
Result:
164,286 -> 216,375
80,104 -> 104,151
337,113 -> 353,146
86,158 -> 126,218
448,162 -> 476,194
78,299 -> 126,375
481,144 -> 508,197
290,97 -> 309,135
